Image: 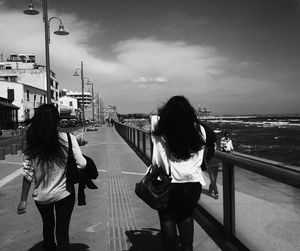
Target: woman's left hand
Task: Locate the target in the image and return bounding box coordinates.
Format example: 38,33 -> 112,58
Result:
17,200 -> 27,214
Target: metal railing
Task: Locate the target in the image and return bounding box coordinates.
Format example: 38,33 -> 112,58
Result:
115,121 -> 300,251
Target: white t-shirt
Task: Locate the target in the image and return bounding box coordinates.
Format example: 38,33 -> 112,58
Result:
150,115 -> 206,186
220,137 -> 234,152
23,132 -> 86,204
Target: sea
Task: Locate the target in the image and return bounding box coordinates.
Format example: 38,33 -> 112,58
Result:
202,115 -> 300,168
133,114 -> 300,168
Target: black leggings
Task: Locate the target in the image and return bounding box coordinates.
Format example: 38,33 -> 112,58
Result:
35,193 -> 75,251
158,182 -> 202,251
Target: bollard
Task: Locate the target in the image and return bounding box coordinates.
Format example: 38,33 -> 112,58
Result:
0,148 -> 5,160
10,144 -> 18,155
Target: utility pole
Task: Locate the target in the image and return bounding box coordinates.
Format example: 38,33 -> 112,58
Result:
80,61 -> 85,131
96,93 -> 100,125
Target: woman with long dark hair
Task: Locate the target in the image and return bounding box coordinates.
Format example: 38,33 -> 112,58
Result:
17,104 -> 86,251
151,96 -> 207,251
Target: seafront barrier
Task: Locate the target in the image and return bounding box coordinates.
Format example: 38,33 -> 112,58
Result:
114,121 -> 300,251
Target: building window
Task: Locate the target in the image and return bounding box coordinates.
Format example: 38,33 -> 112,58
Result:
34,94 -> 36,107
69,101 -> 73,107
40,96 -> 42,105
26,90 -> 29,101
44,94 -> 46,103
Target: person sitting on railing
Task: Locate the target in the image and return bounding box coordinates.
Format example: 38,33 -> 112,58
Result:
151,95 -> 207,251
220,131 -> 234,153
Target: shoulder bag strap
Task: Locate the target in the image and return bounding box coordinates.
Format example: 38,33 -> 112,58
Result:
67,133 -> 74,157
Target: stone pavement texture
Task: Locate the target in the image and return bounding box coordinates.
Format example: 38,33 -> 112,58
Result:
0,127 -> 220,251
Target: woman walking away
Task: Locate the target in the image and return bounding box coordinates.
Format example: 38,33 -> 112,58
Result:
17,104 -> 86,251
151,96 -> 207,251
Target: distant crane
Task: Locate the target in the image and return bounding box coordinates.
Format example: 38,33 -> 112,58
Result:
198,104 -> 211,117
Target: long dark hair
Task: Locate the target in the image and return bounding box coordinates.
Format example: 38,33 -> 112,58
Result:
153,96 -> 205,160
24,104 -> 67,186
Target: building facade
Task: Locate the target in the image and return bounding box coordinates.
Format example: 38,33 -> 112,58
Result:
0,81 -> 47,121
0,53 -> 60,121
59,96 -> 78,110
66,91 -> 92,108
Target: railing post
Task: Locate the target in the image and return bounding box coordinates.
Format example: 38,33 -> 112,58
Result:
137,130 -> 140,150
130,128 -> 132,143
142,133 -> 146,156
222,161 -> 236,238
133,128 -> 136,146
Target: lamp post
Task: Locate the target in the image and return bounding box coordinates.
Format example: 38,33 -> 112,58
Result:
86,81 -> 94,126
24,0 -> 69,104
96,93 -> 100,125
74,61 -> 89,131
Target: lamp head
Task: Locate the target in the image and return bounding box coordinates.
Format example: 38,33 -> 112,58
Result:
23,3 -> 39,15
54,25 -> 69,35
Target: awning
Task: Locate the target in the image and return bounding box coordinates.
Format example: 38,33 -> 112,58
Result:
0,101 -> 19,109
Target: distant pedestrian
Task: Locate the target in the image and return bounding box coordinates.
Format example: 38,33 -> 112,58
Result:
17,104 -> 86,251
199,124 -> 219,199
110,117 -> 114,127
151,96 -> 207,251
220,131 -> 234,153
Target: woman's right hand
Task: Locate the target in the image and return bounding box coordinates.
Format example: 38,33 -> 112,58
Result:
17,200 -> 27,214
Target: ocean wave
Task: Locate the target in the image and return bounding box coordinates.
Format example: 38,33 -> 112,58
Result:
209,119 -> 300,127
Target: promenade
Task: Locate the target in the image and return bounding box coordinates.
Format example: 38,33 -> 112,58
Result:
0,127 -> 220,251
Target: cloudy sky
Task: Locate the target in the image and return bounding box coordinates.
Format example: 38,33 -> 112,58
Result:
1,0 -> 300,114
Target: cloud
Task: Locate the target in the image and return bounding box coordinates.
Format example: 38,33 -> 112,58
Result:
132,76 -> 168,84
236,61 -> 260,69
0,1 -> 229,101
1,1 -> 298,114
114,37 -> 227,90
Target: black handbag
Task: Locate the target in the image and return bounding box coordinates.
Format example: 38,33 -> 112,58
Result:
135,163 -> 172,210
66,133 -> 80,184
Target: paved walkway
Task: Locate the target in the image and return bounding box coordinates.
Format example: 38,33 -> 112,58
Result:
0,127 -> 220,251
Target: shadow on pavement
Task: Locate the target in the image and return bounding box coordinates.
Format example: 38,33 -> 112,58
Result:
125,228 -> 163,251
28,241 -> 90,251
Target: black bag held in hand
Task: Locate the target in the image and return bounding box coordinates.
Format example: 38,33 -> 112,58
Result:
135,163 -> 172,210
66,133 -> 80,184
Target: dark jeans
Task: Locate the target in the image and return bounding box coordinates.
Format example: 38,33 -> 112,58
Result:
35,193 -> 75,251
158,182 -> 202,251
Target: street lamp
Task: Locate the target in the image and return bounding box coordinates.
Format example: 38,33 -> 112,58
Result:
23,0 -> 69,104
74,61 -> 88,131
86,80 -> 94,126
